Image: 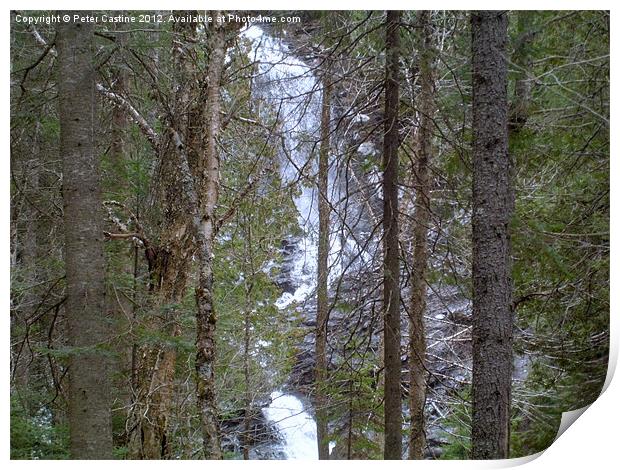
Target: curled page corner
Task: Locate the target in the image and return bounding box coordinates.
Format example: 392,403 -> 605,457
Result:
503,451 -> 544,467
546,336 -> 618,449
554,404 -> 590,442
492,403 -> 597,467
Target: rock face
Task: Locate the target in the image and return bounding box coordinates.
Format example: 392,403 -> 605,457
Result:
274,237 -> 302,294
285,275 -> 475,457
219,404 -> 285,460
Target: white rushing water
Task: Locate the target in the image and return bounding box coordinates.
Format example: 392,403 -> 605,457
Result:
242,25 -> 352,310
262,392 -> 318,460
242,25 -> 322,459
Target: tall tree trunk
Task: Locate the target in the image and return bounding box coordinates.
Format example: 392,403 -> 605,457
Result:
127,17 -> 197,460
194,13 -> 226,459
315,64 -> 332,461
106,23 -> 137,448
408,9 -> 434,460
382,9 -> 403,460
57,13 -> 113,459
470,10 -> 513,460
128,242 -> 189,459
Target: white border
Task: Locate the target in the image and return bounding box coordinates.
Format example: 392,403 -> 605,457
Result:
3,2 -> 617,468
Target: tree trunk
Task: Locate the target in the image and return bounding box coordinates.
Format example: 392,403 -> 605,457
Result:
106,24 -> 137,449
470,10 -> 513,460
128,240 -> 189,459
57,13 -> 113,459
315,64 -> 332,461
242,216 -> 255,461
382,9 -> 403,460
127,17 -> 197,460
408,9 -> 434,460
242,285 -> 252,460
194,13 -> 226,459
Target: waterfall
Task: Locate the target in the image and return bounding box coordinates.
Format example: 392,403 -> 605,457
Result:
262,392 -> 318,460
243,25 -> 352,306
242,25 -> 322,458
243,25 -> 322,306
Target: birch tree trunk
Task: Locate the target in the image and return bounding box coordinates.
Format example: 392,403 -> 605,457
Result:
470,10 -> 513,460
194,13 -> 226,459
58,13 -> 113,459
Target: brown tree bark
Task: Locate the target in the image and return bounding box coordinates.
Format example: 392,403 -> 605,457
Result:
127,18 -> 197,460
408,9 -> 434,460
382,9 -> 403,460
127,220 -> 191,459
315,64 -> 332,461
57,13 -> 113,459
470,10 -> 513,460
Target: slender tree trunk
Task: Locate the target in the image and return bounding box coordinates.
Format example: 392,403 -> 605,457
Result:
58,13 -> 113,459
315,64 -> 332,461
408,9 -> 434,460
194,13 -> 226,459
241,214 -> 257,461
242,287 -> 252,460
470,10 -> 513,460
383,9 -> 403,460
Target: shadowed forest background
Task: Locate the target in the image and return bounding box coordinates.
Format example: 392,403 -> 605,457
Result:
9,10 -> 609,460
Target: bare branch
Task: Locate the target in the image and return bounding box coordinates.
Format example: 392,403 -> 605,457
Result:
96,83 -> 159,148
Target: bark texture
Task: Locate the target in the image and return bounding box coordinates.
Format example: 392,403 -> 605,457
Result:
408,9 -> 434,460
315,66 -> 332,460
470,10 -> 513,460
127,18 -> 197,460
127,221 -> 190,459
194,13 -> 226,459
126,13 -> 229,459
58,14 -> 113,459
382,9 -> 403,460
